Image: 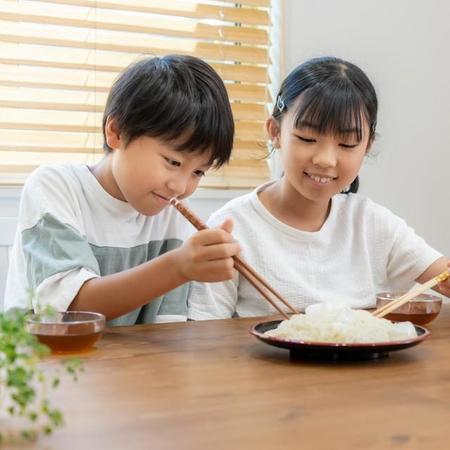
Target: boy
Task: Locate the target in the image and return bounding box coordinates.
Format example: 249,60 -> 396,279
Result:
5,55 -> 240,325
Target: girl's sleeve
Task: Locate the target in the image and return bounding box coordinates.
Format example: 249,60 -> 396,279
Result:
371,201 -> 442,289
4,166 -> 100,312
187,210 -> 240,320
187,275 -> 239,320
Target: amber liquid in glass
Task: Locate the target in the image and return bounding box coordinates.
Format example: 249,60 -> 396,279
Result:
35,332 -> 102,353
385,312 -> 439,326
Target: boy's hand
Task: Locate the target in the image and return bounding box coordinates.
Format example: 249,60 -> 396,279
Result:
175,219 -> 241,282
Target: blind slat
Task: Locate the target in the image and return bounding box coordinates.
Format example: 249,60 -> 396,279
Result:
0,80 -> 268,103
0,146 -> 267,162
1,111 -> 265,140
0,162 -> 270,176
0,43 -> 269,83
203,170 -> 269,189
0,164 -> 269,190
0,25 -> 269,65
38,0 -> 270,26
0,150 -> 265,168
0,2 -> 269,45
3,131 -> 264,155
0,145 -> 103,154
219,0 -> 270,7
2,130 -> 102,148
0,102 -> 267,123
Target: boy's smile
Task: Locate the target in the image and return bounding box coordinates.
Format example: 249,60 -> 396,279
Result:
151,192 -> 171,205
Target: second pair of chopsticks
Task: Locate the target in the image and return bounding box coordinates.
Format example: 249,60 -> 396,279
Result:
373,270 -> 449,319
170,198 -> 299,319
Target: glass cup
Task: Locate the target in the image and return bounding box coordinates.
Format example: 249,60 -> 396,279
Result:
376,292 -> 442,325
26,311 -> 105,353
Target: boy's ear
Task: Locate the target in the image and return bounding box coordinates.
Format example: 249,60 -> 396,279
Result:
105,117 -> 122,150
266,117 -> 281,149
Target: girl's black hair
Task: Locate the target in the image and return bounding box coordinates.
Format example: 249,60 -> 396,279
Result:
102,55 -> 234,167
272,57 -> 378,193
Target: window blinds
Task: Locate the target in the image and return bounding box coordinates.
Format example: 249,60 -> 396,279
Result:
0,0 -> 272,187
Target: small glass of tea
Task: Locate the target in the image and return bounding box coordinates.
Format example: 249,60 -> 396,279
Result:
26,311 -> 105,353
376,292 -> 442,325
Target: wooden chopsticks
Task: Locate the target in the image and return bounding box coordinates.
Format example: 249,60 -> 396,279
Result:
373,270 -> 449,319
170,198 -> 299,319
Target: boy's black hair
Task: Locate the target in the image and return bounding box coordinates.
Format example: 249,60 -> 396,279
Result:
102,55 -> 234,167
272,56 -> 378,193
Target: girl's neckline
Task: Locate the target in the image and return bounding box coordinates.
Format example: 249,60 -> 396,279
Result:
251,180 -> 336,237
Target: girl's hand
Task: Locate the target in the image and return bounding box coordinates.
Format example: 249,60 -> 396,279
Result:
174,219 -> 241,283
437,261 -> 450,297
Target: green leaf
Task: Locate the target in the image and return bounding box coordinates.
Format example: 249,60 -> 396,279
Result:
0,301 -> 84,443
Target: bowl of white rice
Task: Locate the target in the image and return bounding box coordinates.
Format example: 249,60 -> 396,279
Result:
250,303 -> 429,361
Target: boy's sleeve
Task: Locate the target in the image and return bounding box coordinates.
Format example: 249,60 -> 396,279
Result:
4,166 -> 100,312
22,212 -> 100,311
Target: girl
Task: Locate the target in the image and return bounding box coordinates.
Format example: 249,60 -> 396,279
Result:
188,56 -> 450,320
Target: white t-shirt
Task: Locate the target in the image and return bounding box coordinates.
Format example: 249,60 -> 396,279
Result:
5,163 -> 195,325
188,182 -> 442,320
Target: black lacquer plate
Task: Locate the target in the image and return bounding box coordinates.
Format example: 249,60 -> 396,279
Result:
251,320 -> 430,361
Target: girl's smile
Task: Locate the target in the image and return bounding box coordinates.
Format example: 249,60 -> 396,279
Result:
304,171 -> 338,185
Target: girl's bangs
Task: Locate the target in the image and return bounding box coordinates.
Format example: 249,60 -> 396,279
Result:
293,81 -> 367,141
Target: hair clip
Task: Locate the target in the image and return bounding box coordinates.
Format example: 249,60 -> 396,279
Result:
276,95 -> 285,113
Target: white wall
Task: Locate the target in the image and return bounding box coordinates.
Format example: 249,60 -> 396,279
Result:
284,0 -> 450,255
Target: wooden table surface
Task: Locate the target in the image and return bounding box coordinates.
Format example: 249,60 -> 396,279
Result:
21,306 -> 450,450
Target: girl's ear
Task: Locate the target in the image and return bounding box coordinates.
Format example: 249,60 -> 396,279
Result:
266,117 -> 281,149
105,117 -> 122,150
365,137 -> 374,154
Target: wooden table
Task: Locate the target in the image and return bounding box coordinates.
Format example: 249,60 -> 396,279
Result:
23,306 -> 450,449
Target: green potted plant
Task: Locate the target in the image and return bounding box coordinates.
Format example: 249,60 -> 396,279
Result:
0,307 -> 83,444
